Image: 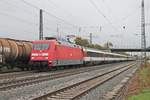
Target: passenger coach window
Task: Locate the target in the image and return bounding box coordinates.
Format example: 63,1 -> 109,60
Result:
87,51 -> 103,57
33,43 -> 49,50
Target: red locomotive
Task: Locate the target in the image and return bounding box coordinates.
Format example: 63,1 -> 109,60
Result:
31,38 -> 84,70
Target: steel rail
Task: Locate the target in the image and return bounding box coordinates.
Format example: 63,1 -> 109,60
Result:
33,63 -> 136,100
0,62 -> 133,91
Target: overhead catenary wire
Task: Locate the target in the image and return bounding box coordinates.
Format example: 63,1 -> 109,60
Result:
0,11 -> 37,26
2,0 -> 104,36
0,10 -> 54,31
46,0 -> 75,17
99,0 -> 141,24
120,6 -> 141,22
0,10 -> 57,35
89,0 -> 120,33
21,0 -> 79,29
98,0 -> 119,21
0,0 -> 35,15
21,0 -> 39,10
22,0 -> 80,36
46,0 -> 84,25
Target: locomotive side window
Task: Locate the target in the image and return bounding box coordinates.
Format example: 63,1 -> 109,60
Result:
33,43 -> 49,50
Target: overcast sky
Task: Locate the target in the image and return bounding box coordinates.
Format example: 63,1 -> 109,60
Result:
0,0 -> 149,48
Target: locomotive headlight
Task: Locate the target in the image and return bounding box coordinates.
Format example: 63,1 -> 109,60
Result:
31,57 -> 35,59
32,53 -> 38,56
42,53 -> 48,56
45,57 -> 48,59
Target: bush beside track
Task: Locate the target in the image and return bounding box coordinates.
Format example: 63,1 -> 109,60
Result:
128,61 -> 150,100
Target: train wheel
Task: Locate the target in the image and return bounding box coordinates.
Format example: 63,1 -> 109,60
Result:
20,67 -> 25,71
42,66 -> 48,71
26,67 -> 31,71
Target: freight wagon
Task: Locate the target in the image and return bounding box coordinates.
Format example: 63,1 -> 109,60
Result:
0,38 -> 32,70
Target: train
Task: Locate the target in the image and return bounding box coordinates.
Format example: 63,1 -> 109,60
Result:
0,38 -> 32,70
30,37 -> 135,70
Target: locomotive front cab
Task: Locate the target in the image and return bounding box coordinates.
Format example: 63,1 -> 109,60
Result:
31,40 -> 56,70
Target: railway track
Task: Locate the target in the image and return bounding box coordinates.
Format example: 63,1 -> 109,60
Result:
0,62 -> 123,81
33,63 -> 136,100
0,71 -> 35,79
0,62 -> 133,91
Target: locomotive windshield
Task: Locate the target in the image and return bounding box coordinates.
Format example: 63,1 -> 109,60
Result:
33,43 -> 49,50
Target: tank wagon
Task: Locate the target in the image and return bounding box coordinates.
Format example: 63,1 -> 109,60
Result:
30,38 -> 135,71
0,38 -> 32,69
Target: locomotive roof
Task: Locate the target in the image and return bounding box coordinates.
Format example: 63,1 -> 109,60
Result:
33,38 -> 81,48
56,38 -> 81,48
84,48 -> 129,57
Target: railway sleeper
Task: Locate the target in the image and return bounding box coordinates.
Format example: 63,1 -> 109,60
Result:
38,64 -> 135,100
